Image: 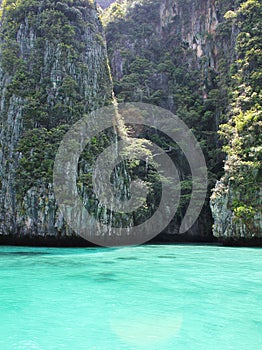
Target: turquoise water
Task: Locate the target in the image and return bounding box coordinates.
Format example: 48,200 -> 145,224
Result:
0,245 -> 261,350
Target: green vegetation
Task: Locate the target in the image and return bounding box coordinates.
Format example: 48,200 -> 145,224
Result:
0,0 -> 112,202
0,0 -> 260,237
102,0 -> 261,234
219,0 -> 262,223
103,0 -> 229,231
0,0 -> 99,129
104,0 -> 226,176
15,125 -> 70,200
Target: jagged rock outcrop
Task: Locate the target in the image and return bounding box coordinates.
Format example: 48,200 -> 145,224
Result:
0,0 -> 260,246
210,176 -> 262,245
102,0 -> 261,245
0,0 -> 223,245
103,0 -> 231,241
210,0 -> 262,245
105,0 -> 224,93
0,0 -> 113,242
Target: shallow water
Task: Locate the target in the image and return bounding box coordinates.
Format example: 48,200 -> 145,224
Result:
0,245 -> 261,350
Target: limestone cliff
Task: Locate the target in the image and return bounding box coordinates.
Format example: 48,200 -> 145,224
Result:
0,0 -> 260,246
0,0 -> 113,242
210,0 -> 262,245
103,0 -> 235,241
103,0 -> 261,245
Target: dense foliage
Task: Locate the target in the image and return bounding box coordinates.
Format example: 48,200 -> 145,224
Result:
103,0 -> 261,236
0,0 -> 112,201
104,0 -> 229,176
0,0 -> 260,239
219,0 -> 262,223
102,0 -> 232,234
0,0 -> 107,129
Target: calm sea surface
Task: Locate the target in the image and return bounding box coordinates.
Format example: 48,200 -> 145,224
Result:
0,245 -> 261,349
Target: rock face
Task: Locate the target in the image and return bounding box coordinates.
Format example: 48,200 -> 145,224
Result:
0,0 -> 260,246
0,0 -> 113,241
210,177 -> 262,245
105,0 -> 262,242
210,0 -> 262,245
0,0 -> 222,245
103,0 -> 230,241
107,0 -> 219,88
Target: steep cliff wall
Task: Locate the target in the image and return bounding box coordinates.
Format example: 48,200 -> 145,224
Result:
0,0 -> 260,245
210,0 -> 262,245
0,0 -> 113,242
103,0 -> 238,241
103,0 -> 261,245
